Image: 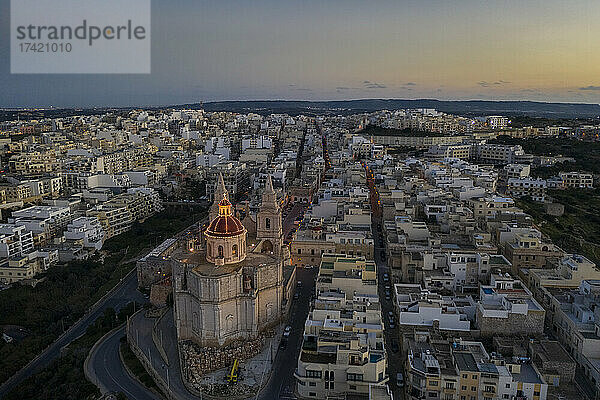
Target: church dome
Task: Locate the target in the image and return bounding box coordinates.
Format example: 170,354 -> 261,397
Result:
206,197 -> 245,237
205,195 -> 247,266
206,198 -> 245,237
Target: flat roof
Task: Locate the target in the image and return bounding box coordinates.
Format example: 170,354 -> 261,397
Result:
454,352 -> 478,372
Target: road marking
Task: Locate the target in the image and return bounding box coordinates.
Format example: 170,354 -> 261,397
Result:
101,331 -> 139,400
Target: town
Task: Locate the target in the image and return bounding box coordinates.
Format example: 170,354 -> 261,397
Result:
1,106 -> 599,400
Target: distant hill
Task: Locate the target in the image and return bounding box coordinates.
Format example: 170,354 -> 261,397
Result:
198,99 -> 600,118
2,99 -> 600,122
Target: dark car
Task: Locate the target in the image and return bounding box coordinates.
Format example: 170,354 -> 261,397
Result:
391,340 -> 399,353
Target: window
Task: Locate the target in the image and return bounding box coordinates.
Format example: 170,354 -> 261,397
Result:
306,370 -> 322,379
266,218 -> 270,229
298,249 -> 301,254
347,373 -> 363,382
218,245 -> 224,257
462,386 -> 467,390
472,375 -> 477,380
298,380 -> 306,386
534,391 -> 540,396
471,386 -> 476,391
430,381 -> 438,386
309,382 -> 316,387
309,392 -> 316,397
232,244 -> 238,256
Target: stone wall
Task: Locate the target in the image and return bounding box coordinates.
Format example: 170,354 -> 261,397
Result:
477,309 -> 545,337
137,257 -> 171,288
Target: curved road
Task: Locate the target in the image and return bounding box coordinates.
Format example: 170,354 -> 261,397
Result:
86,325 -> 160,400
0,269 -> 146,398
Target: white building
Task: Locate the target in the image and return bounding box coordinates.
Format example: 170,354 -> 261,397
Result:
0,224 -> 34,258
64,217 -> 105,250
507,177 -> 547,201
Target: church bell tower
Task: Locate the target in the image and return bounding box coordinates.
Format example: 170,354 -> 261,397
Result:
256,175 -> 283,256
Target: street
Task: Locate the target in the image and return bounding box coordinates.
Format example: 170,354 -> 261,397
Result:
0,268 -> 146,398
258,266 -> 318,400
86,325 -> 161,400
366,162 -> 405,400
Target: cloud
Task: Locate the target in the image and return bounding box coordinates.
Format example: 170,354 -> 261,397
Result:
478,80 -> 510,88
579,85 -> 600,91
288,84 -> 311,91
362,80 -> 387,89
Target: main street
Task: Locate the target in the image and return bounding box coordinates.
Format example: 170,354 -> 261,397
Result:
366,161 -> 405,400
86,325 -> 161,400
0,268 -> 146,398
258,266 -> 317,400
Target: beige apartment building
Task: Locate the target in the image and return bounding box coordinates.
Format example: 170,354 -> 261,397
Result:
527,254 -> 600,298
295,254 -> 390,399
503,233 -> 563,275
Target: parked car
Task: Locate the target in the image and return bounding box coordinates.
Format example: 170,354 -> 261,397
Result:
283,325 -> 292,337
383,273 -> 389,283
389,320 -> 395,329
391,340 -> 399,353
396,372 -> 404,387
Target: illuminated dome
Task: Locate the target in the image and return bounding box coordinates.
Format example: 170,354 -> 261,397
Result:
205,195 -> 247,265
206,198 -> 245,237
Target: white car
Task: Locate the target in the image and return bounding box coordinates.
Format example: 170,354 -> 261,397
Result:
283,325 -> 292,337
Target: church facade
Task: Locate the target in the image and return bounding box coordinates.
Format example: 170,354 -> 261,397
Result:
172,174 -> 288,347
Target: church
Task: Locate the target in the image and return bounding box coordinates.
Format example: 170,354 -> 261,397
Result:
172,174 -> 289,347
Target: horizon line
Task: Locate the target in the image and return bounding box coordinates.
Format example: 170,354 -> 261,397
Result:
3,97 -> 600,111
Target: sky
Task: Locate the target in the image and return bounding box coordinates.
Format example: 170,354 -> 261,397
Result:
1,0 -> 600,107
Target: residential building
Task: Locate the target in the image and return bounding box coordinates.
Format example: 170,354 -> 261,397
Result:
295,254 -> 389,399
